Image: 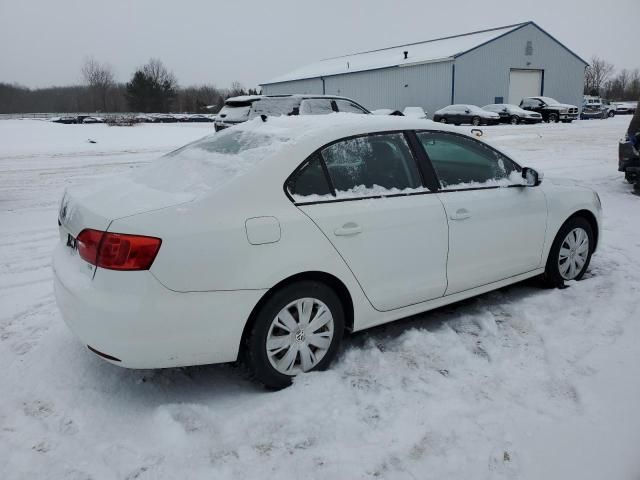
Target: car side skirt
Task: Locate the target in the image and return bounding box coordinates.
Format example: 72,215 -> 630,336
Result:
352,268 -> 545,332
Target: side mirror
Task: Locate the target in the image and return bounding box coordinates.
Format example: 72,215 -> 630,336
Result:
465,109 -> 470,113
522,167 -> 543,186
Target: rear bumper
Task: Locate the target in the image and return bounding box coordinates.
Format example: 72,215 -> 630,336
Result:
53,245 -> 265,368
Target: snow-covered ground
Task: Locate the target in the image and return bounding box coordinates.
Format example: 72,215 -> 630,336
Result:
1,118 -> 639,479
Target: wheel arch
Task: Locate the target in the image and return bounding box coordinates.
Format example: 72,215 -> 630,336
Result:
565,209 -> 599,251
240,271 -> 355,348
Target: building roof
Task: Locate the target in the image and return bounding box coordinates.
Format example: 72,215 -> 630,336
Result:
262,21 -> 587,85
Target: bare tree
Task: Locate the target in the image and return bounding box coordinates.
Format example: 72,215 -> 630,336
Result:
584,55 -> 614,96
81,56 -> 115,111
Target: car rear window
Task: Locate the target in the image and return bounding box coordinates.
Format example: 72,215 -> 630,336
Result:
132,128 -> 291,196
218,104 -> 252,122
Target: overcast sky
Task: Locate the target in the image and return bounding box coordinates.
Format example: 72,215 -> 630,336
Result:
0,0 -> 637,90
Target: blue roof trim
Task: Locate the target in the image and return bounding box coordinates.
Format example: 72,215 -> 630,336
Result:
454,21 -> 588,65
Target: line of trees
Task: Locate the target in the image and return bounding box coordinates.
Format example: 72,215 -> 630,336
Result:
584,55 -> 639,100
0,57 -> 258,114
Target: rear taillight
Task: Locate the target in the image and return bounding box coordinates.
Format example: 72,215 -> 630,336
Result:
76,229 -> 161,271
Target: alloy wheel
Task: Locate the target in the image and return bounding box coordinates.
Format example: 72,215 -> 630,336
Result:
558,227 -> 589,280
266,298 -> 334,375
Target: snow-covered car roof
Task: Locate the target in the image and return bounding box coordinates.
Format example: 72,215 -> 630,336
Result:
224,94 -> 371,104
134,114 -> 488,199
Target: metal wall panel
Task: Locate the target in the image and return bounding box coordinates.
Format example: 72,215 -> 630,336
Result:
261,77 -> 324,96
454,23 -> 586,109
262,61 -> 453,117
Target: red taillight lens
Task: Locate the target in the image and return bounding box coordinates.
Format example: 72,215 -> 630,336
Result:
76,229 -> 161,271
77,229 -> 103,266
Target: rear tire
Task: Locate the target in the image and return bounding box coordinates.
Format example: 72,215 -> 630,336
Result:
543,217 -> 594,288
548,113 -> 559,123
510,115 -> 520,125
472,116 -> 481,126
243,281 -> 344,389
439,117 -> 448,124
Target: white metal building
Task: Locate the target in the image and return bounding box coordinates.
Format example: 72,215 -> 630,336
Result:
260,22 -> 587,116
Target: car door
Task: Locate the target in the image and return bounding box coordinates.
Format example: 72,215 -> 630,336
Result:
287,132 -> 449,312
446,106 -> 460,124
416,131 -> 547,295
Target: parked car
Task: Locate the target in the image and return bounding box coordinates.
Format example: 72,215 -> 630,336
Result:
152,114 -> 179,123
402,106 -> 428,119
186,114 -> 214,123
54,115 -> 601,389
482,104 -> 543,124
580,96 -> 608,120
520,97 -> 579,123
214,94 -> 371,131
134,114 -> 155,123
82,116 -> 104,124
602,100 -> 617,118
433,104 -> 500,126
612,101 -> 637,115
51,116 -> 78,125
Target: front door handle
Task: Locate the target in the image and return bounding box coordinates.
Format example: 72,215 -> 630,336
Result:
334,222 -> 362,236
450,208 -> 471,221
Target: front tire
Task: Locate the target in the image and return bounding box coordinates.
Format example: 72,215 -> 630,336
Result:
548,112 -> 559,123
243,281 -> 344,389
510,115 -> 520,125
472,116 -> 481,126
543,217 -> 594,287
439,117 -> 448,124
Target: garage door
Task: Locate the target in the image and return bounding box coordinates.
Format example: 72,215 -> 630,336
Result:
508,69 -> 542,105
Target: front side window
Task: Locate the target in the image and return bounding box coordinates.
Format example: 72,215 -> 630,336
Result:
334,99 -> 368,114
299,99 -> 335,115
417,132 -> 521,189
321,133 -> 422,197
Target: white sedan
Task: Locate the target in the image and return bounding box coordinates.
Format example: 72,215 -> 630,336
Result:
53,115 -> 602,388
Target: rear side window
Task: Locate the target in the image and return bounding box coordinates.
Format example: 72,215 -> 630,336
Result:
321,133 -> 422,196
417,132 -> 520,189
334,99 -> 368,114
249,97 -> 300,117
299,99 -> 335,115
286,154 -> 332,200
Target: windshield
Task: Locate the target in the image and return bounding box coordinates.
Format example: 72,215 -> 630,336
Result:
132,127 -> 290,196
537,97 -> 560,105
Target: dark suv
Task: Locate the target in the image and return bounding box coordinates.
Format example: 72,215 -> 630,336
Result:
520,96 -> 579,123
214,94 -> 370,131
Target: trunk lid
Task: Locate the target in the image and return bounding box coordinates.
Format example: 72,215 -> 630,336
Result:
57,178 -> 194,278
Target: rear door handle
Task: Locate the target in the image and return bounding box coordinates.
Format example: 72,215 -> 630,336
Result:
450,208 -> 471,221
334,222 -> 362,236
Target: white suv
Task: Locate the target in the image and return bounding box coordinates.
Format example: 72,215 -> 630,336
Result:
214,94 -> 370,131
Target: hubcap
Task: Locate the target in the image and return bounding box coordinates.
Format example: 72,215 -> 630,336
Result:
558,228 -> 589,280
266,298 -> 334,376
